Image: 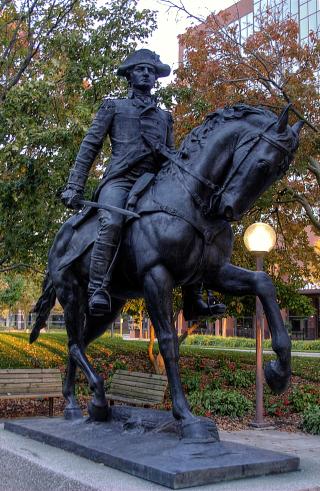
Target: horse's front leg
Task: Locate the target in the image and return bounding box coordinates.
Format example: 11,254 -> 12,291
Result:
213,263 -> 291,393
144,265 -> 218,441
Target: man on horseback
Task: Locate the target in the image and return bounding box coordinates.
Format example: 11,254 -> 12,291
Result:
61,48 -> 223,317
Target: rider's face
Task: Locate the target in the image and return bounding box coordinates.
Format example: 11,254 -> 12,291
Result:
129,64 -> 156,92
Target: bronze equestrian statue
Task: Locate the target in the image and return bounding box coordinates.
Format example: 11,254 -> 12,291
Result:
30,49 -> 303,440
60,49 -> 222,319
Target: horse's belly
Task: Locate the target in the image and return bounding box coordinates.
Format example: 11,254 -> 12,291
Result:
124,213 -> 203,284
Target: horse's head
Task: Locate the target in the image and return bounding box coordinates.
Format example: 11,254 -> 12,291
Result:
214,105 -> 303,221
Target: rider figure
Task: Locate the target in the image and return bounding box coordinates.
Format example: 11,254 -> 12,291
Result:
61,49 -> 224,318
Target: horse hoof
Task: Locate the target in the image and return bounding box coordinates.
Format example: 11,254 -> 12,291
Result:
88,401 -> 110,422
64,406 -> 83,421
181,418 -> 220,442
264,360 -> 291,394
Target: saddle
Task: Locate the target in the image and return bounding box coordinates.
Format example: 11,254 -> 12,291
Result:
57,173 -> 156,271
57,169 -> 230,271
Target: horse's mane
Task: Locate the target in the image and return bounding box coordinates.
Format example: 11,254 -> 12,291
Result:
179,104 -> 297,159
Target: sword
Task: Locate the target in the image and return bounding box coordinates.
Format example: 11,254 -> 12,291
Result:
71,197 -> 140,219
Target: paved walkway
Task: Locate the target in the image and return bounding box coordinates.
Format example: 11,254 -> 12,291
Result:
185,345 -> 320,357
1,422 -> 320,490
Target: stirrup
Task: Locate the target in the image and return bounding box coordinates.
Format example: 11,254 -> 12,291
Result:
89,289 -> 111,316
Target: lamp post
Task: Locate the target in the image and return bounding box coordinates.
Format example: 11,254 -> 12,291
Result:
244,222 -> 276,427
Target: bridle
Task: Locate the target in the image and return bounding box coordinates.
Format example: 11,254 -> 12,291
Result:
169,120 -> 294,216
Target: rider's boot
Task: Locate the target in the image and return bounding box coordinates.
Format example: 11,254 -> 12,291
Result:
183,284 -> 226,321
88,224 -> 121,316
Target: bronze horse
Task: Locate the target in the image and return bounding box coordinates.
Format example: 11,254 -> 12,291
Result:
30,104 -> 302,440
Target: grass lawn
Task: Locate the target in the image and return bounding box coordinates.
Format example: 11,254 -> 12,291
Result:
0,332 -> 319,433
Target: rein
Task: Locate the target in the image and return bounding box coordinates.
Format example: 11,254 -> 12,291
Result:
167,121 -> 293,216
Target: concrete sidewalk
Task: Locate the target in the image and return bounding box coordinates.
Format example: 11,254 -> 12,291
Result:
0,422 -> 320,491
185,345 -> 320,358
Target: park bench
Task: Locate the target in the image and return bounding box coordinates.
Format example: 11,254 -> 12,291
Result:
106,369 -> 167,407
0,368 -> 62,417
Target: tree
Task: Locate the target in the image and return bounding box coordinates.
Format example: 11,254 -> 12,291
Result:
0,272 -> 42,327
158,1 -> 320,314
0,0 -> 156,272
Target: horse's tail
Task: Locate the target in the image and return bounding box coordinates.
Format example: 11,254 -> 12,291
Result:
29,272 -> 56,344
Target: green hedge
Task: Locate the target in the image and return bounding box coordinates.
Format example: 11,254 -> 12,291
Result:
183,335 -> 320,352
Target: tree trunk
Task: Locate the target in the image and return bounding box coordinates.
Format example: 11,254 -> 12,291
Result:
222,317 -> 227,337
148,325 -> 165,374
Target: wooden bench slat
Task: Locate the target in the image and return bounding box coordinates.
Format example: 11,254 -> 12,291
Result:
0,382 -> 61,390
0,368 -> 62,416
107,369 -> 167,407
110,387 -> 163,400
110,382 -> 166,396
0,369 -> 60,374
106,394 -> 162,406
1,388 -> 61,394
0,393 -> 62,400
0,375 -> 61,382
111,380 -> 167,392
111,375 -> 167,388
108,387 -> 164,402
116,370 -> 167,381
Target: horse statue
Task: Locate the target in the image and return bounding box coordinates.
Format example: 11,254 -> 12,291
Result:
30,104 -> 303,440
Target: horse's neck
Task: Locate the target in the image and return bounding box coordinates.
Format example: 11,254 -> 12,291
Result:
180,131 -> 233,199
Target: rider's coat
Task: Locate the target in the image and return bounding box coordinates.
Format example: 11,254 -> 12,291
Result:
70,95 -> 174,189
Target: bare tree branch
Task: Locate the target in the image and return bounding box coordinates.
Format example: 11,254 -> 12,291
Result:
308,157 -> 320,186
284,187 -> 320,231
0,263 -> 45,274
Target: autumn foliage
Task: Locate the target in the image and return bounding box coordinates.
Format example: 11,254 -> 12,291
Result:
163,4 -> 320,312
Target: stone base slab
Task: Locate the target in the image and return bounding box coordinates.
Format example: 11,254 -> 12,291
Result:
4,408 -> 300,489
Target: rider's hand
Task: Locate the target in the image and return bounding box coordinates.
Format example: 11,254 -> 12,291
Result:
60,187 -> 83,210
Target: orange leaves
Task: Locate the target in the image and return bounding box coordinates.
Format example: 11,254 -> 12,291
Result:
82,78 -> 91,90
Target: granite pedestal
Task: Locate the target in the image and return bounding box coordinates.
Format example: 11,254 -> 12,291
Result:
4,406 -> 300,489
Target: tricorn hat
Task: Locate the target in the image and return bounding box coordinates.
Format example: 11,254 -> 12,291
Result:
117,49 -> 171,78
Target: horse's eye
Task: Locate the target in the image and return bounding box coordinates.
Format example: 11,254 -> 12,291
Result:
258,160 -> 271,174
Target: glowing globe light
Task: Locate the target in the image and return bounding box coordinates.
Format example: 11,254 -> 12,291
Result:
244,223 -> 276,254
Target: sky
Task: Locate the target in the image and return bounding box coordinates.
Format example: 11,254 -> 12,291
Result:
135,0 -> 235,83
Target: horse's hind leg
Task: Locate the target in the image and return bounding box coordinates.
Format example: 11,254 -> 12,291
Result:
63,357 -> 82,420
144,265 -> 218,441
62,297 -> 125,421
56,274 -> 108,421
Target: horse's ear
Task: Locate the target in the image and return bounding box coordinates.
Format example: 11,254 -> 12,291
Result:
276,104 -> 292,133
292,120 -> 304,136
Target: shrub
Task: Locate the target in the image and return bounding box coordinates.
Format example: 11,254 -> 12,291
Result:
181,371 -> 201,392
188,388 -> 253,417
289,385 -> 320,413
302,405 -> 320,435
221,368 -> 255,388
264,398 -> 290,417
112,359 -> 128,371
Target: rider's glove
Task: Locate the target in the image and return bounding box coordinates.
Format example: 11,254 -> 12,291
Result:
60,186 -> 83,210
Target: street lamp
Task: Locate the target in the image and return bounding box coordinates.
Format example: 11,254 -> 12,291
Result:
244,222 -> 276,428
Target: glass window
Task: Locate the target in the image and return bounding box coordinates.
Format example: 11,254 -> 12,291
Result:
291,0 -> 299,15
309,12 -> 317,31
283,0 -> 290,15
300,17 -> 309,37
308,0 -> 317,14
300,2 -> 309,18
